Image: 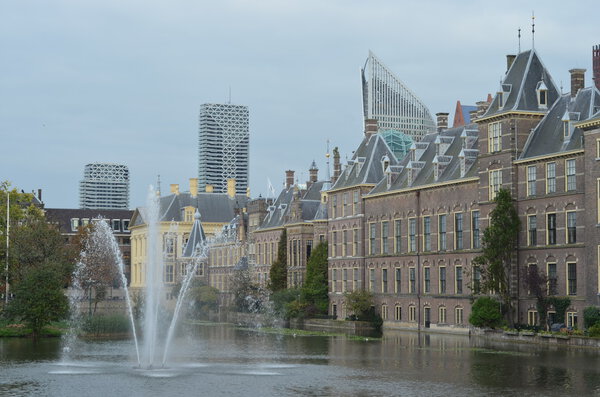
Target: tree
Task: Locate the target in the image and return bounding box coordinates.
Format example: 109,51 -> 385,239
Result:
230,267 -> 264,313
73,223 -> 119,315
523,265 -> 548,329
345,290 -> 374,320
472,188 -> 520,325
186,279 -> 219,319
469,296 -> 503,328
268,229 -> 287,293
6,266 -> 69,338
300,241 -> 328,316
584,306 -> 600,329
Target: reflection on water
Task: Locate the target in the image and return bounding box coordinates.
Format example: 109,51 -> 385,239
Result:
1,324 -> 600,396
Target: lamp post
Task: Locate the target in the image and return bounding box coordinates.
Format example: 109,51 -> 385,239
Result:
5,191 -> 9,306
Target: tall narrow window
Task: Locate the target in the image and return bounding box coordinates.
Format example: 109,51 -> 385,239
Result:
382,268 -> 388,293
455,307 -> 464,324
567,262 -> 577,295
423,216 -> 431,251
489,169 -> 502,200
455,213 -> 463,250
353,229 -> 359,256
395,305 -> 402,321
455,266 -> 463,294
408,218 -> 416,252
369,223 -> 376,255
424,267 -> 430,293
343,193 -> 348,216
546,162 -> 556,194
439,267 -> 446,294
488,122 -> 502,153
369,268 -> 375,292
353,190 -> 359,214
332,231 -> 338,256
342,269 -> 348,292
343,230 -> 348,256
566,159 -> 576,191
395,268 -> 401,293
332,269 -> 337,293
473,266 -> 481,293
439,307 -> 447,324
438,214 -> 447,251
528,215 -> 537,246
332,195 -> 337,218
394,220 -> 401,253
547,263 -> 557,295
353,268 -> 359,291
472,211 -> 480,249
381,221 -> 389,254
409,267 -> 416,293
567,211 -> 576,244
547,213 -> 557,245
527,165 -> 537,196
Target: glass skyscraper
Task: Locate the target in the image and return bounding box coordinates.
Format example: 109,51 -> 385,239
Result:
79,163 -> 129,209
198,103 -> 249,194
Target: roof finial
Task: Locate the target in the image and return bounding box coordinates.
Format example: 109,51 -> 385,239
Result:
531,11 -> 535,50
518,28 -> 521,53
325,139 -> 331,183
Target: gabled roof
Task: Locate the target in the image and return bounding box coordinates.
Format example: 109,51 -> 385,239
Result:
331,133 -> 398,191
483,50 -> 560,118
131,191 -> 247,227
520,86 -> 600,158
181,210 -> 206,258
369,124 -> 479,195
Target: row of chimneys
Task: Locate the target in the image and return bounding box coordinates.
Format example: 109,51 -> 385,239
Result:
169,178 -> 238,199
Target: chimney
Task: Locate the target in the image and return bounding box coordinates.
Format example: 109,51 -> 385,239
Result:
332,147 -> 341,184
227,178 -> 236,198
205,184 -> 214,193
364,118 -> 378,136
189,178 -> 198,198
285,170 -> 295,189
436,112 -> 449,132
506,54 -> 516,72
593,45 -> 600,91
569,68 -> 586,97
170,184 -> 179,195
476,100 -> 490,118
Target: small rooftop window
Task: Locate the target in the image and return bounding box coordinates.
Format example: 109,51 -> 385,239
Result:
537,81 -> 548,109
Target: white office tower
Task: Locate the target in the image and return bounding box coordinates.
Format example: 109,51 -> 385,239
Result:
361,51 -> 436,141
79,163 -> 130,209
198,103 -> 249,194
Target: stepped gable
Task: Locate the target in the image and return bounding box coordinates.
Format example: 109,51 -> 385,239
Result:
369,124 -> 479,194
521,86 -> 600,158
484,50 -> 560,117
331,133 -> 398,191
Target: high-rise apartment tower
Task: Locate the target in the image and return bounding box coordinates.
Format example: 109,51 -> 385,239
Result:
198,103 -> 249,194
79,163 -> 129,209
361,51 -> 436,140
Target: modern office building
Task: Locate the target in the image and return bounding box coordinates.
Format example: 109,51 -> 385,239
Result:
79,163 -> 130,209
198,103 -> 249,194
361,51 -> 436,141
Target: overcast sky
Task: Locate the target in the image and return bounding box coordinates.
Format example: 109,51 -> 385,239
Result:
2,0 -> 598,209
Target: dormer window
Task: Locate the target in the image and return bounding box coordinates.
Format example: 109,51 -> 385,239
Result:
562,111 -> 570,138
381,156 -> 390,173
537,81 -> 548,109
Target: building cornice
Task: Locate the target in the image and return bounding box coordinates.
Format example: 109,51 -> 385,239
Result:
475,110 -> 546,124
365,177 -> 479,199
513,149 -> 584,164
327,183 -> 375,194
576,117 -> 600,130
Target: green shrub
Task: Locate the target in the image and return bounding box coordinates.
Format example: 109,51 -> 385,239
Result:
584,306 -> 600,329
588,324 -> 600,338
469,297 -> 503,329
82,314 -> 131,336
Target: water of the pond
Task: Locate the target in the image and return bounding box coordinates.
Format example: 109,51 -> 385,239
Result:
1,324 -> 600,396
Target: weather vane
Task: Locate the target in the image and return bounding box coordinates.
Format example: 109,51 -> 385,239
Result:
531,11 -> 535,49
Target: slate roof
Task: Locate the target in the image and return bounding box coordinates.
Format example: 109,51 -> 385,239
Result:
181,210 -> 206,258
483,50 -> 560,118
45,208 -> 134,234
257,180 -> 329,229
331,133 -> 398,191
521,86 -> 600,158
131,192 -> 248,227
369,124 -> 479,195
